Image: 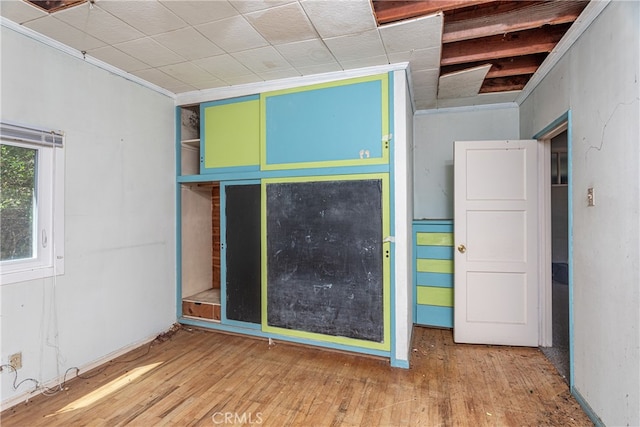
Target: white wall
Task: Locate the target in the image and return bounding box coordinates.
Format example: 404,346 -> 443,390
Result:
0,26 -> 176,407
520,2 -> 640,425
413,104 -> 520,219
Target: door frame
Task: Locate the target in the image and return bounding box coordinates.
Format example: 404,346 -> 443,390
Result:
534,111 -> 573,386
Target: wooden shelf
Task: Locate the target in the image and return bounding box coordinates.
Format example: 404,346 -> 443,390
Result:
183,288 -> 220,304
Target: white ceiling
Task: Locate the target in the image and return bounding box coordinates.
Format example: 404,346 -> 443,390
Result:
0,0 -> 522,109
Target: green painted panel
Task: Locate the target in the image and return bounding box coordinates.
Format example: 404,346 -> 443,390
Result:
204,99 -> 259,169
416,232 -> 453,246
417,286 -> 453,307
416,259 -> 453,274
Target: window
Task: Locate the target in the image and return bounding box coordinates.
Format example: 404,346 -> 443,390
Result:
1,122 -> 64,285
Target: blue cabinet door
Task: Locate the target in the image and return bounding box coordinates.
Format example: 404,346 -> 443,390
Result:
261,74 -> 389,170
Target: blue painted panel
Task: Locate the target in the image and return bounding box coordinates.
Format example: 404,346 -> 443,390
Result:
265,80 -> 382,165
416,305 -> 453,328
416,272 -> 453,288
413,221 -> 453,233
416,246 -> 454,260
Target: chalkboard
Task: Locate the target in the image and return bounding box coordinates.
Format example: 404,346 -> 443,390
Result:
225,184 -> 261,324
266,179 -> 383,342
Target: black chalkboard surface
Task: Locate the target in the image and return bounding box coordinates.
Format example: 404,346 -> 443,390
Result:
266,179 -> 383,342
225,184 -> 261,324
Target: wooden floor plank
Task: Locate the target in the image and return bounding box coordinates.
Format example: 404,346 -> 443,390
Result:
1,326 -> 591,426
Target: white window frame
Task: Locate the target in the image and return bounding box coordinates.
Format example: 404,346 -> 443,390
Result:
1,122 -> 65,285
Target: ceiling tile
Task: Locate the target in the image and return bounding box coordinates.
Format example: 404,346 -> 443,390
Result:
193,54 -> 254,80
190,79 -> 228,90
132,68 -> 194,92
295,62 -> 343,75
54,3 -> 144,45
379,14 -> 442,54
411,68 -> 440,88
87,46 -> 149,72
153,27 -> 223,60
323,29 -> 385,63
301,0 -> 376,39
229,0 -> 294,14
114,37 -> 185,68
222,74 -> 263,86
97,0 -> 187,36
388,47 -> 440,70
158,62 -> 216,85
231,46 -> 292,74
196,15 -> 268,53
0,0 -> 47,23
245,2 -> 317,45
339,55 -> 389,71
24,16 -> 105,51
438,64 -> 491,99
275,38 -> 335,68
159,0 -> 239,26
257,68 -> 301,81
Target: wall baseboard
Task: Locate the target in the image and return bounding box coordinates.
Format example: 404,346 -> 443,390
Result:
571,386 -> 604,427
0,332 -> 159,412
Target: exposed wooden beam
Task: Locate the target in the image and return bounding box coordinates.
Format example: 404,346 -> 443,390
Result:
480,75 -> 531,93
441,24 -> 570,66
444,1 -> 543,22
373,0 -> 498,25
440,54 -> 546,78
443,1 -> 588,43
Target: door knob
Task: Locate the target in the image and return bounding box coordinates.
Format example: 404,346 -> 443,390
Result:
457,244 -> 466,253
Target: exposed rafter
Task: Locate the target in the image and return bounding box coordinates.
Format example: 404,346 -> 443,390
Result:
372,0 -> 589,98
443,1 -> 589,43
441,24 -> 570,66
373,0 -> 497,24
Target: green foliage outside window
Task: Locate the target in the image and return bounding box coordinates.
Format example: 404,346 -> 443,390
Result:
0,144 -> 36,261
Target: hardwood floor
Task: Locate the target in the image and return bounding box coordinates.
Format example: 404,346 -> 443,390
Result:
1,326 -> 591,426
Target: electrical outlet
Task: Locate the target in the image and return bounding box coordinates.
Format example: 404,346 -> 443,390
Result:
9,352 -> 22,370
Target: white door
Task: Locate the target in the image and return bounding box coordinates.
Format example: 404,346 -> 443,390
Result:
454,140 -> 538,346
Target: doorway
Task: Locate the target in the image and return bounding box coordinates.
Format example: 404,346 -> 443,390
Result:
541,130 -> 570,383
536,115 -> 572,385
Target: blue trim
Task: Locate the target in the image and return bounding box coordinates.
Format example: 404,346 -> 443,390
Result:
571,386 -> 604,426
391,359 -> 409,369
416,272 -> 453,288
533,111 -> 569,140
202,164 -> 259,175
224,318 -> 261,330
178,164 -> 390,183
201,94 -> 259,108
179,317 -> 391,358
417,246 -> 454,259
416,305 -> 453,328
413,219 -> 453,229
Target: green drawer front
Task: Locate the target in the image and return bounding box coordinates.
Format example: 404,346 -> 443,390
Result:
416,286 -> 453,307
416,232 -> 453,246
416,259 -> 453,274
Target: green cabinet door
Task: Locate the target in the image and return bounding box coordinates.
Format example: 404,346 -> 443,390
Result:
202,95 -> 260,173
